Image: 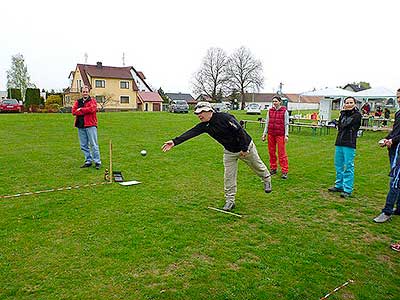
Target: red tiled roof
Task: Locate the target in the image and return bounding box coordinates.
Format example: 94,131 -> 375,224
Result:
137,92 -> 163,103
137,71 -> 146,80
242,93 -> 321,104
77,63 -> 138,90
285,94 -> 321,104
78,63 -> 133,79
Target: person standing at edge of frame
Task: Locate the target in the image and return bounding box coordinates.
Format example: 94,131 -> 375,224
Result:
261,96 -> 289,179
161,102 -> 272,212
72,85 -> 102,170
373,89 -> 400,223
328,96 -> 361,198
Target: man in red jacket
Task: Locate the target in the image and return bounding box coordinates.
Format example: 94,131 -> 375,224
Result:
72,85 -> 101,169
262,96 -> 289,179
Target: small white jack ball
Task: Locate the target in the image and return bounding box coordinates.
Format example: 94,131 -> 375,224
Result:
140,150 -> 147,156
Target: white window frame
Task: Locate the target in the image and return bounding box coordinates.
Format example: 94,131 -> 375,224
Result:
120,81 -> 130,89
95,80 -> 106,88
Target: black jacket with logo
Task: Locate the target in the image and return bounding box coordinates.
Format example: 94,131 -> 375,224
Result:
335,108 -> 362,149
172,112 -> 251,153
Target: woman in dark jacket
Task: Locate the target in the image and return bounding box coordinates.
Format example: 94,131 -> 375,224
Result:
328,97 -> 362,198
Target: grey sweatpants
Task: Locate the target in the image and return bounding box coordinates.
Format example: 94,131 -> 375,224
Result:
223,141 -> 270,203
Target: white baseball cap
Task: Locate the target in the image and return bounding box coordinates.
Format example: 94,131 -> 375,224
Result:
194,102 -> 214,114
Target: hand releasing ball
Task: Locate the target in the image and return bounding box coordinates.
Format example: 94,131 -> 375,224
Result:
140,150 -> 147,156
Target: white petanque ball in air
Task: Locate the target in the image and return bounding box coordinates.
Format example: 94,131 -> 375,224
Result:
140,150 -> 147,156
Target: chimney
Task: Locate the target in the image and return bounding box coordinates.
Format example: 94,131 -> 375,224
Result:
96,62 -> 103,68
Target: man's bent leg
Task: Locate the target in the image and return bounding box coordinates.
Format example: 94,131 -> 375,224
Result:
241,141 -> 272,193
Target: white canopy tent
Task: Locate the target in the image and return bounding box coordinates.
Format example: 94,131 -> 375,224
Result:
299,88 -> 356,121
354,87 -> 397,110
300,87 -> 355,97
355,87 -> 395,98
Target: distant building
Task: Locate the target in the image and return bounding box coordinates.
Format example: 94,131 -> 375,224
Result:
166,93 -> 196,105
343,84 -> 368,93
137,91 -> 163,112
241,93 -> 321,110
64,62 -> 155,111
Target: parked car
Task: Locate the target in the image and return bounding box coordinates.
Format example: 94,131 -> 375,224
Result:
0,99 -> 22,113
222,101 -> 232,110
212,103 -> 229,113
169,100 -> 189,113
246,103 -> 261,115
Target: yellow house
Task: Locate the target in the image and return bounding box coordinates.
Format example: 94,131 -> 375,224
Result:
64,62 -> 159,111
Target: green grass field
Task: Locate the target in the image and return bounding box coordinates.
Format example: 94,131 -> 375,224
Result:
1,111 -> 399,299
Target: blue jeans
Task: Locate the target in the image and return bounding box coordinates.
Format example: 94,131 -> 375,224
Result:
382,146 -> 400,214
334,146 -> 356,194
382,177 -> 400,215
78,127 -> 101,165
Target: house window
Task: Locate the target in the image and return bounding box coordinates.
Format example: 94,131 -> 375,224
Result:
95,95 -> 105,103
95,80 -> 105,88
120,96 -> 129,104
120,81 -> 129,89
77,79 -> 82,91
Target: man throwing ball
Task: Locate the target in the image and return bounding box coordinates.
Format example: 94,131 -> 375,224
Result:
162,102 -> 272,212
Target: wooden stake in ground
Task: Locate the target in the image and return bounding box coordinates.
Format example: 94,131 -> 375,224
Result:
207,206 -> 242,218
109,140 -> 113,183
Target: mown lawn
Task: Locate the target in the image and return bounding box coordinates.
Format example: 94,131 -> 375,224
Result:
0,111 -> 399,299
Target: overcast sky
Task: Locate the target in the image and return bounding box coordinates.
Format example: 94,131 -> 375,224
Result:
1,0 -> 399,95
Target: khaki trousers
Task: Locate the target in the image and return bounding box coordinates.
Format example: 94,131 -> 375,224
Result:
223,141 -> 270,203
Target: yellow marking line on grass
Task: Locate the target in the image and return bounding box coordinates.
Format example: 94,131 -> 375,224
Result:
207,206 -> 243,218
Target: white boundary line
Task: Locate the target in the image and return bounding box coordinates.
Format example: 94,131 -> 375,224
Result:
0,182 -> 111,200
207,206 -> 243,218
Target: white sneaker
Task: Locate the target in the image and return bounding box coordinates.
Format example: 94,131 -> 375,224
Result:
373,213 -> 391,223
222,201 -> 235,211
264,180 -> 272,193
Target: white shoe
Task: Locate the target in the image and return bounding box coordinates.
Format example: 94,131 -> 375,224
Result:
373,213 -> 391,223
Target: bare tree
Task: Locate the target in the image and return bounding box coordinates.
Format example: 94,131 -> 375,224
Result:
97,92 -> 115,111
227,46 -> 264,109
192,48 -> 229,102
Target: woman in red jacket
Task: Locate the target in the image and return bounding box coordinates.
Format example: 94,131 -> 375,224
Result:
262,96 -> 289,179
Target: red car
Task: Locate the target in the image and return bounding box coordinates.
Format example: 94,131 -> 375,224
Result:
0,99 -> 23,113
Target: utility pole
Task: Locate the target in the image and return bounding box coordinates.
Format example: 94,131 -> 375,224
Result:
278,82 -> 284,95
122,52 -> 125,66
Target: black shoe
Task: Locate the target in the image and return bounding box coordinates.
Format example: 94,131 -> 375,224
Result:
80,162 -> 92,168
340,192 -> 351,198
222,201 -> 235,211
270,169 -> 277,175
281,173 -> 288,179
95,163 -> 101,170
393,208 -> 400,215
328,186 -> 343,193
